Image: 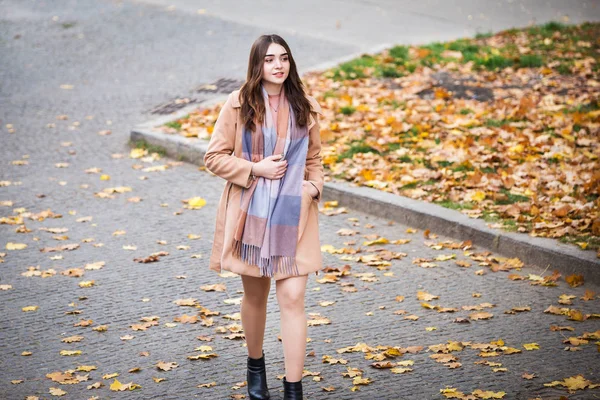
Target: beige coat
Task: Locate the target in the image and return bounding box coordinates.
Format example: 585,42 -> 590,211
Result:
204,90 -> 324,280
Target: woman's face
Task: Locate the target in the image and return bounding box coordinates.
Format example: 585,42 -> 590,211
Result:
262,43 -> 289,87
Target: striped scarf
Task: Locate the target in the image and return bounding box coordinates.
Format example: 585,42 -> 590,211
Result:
232,86 -> 309,277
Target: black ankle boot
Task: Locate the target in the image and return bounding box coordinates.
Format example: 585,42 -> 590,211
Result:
283,376 -> 303,400
247,351 -> 270,400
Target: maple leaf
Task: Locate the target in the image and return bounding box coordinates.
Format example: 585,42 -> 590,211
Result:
187,353 -> 218,360
565,274 -> 584,287
470,312 -> 493,320
523,343 -> 539,350
49,387 -> 67,396
156,361 -> 178,371
200,284 -> 226,292
174,298 -> 197,306
174,314 -> 198,324
417,291 -> 439,301
197,381 -> 217,388
472,389 -> 506,398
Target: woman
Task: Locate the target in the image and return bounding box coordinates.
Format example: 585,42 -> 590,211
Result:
204,34 -> 325,400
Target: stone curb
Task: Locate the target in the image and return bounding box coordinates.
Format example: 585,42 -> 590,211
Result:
130,113 -> 599,284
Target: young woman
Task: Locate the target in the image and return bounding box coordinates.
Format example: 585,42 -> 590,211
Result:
204,34 -> 325,400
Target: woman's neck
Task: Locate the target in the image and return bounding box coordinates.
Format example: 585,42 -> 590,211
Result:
263,81 -> 282,96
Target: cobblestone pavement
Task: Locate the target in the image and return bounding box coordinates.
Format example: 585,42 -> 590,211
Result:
1,1 -> 600,399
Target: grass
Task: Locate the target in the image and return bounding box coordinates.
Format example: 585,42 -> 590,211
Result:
340,106 -> 356,116
518,54 -> 544,68
337,141 -> 380,161
164,120 -> 182,130
434,200 -> 475,210
485,119 -> 512,128
495,189 -> 530,205
326,21 -> 599,81
129,139 -> 167,157
559,234 -> 600,250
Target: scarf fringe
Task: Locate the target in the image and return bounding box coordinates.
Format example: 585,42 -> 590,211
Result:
233,239 -> 300,278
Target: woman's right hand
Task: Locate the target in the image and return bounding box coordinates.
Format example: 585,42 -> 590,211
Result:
252,154 -> 287,180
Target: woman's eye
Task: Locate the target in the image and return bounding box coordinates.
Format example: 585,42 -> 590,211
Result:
282,57 -> 289,62
265,59 -> 273,63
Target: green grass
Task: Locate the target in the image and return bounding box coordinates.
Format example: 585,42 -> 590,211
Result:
518,54 -> 544,68
559,234 -> 600,250
61,22 -> 76,29
340,106 -> 356,116
323,90 -> 337,99
331,55 -> 376,80
485,119 -> 511,127
435,200 -> 475,210
164,120 -> 182,130
326,22 -> 599,80
475,31 -> 493,39
494,189 -> 530,205
400,182 -> 418,190
451,164 -> 475,172
480,167 -> 497,174
337,142 -> 380,161
389,45 -> 410,63
129,139 -> 167,157
478,55 -> 514,70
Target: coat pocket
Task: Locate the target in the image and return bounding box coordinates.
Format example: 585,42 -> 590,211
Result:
298,186 -> 313,240
227,184 -> 243,207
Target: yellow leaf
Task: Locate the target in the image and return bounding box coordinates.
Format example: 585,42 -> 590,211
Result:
110,378 -> 124,391
416,291 -> 439,301
470,191 -> 486,202
100,174 -> 110,181
435,254 -> 456,261
187,197 -> 207,209
523,343 -> 539,350
563,375 -> 591,391
59,350 -> 81,356
129,148 -> 147,159
49,387 -> 67,396
22,305 -> 39,312
363,237 -> 389,246
390,367 -> 412,374
425,327 -> 437,331
6,242 -> 27,250
471,389 -> 506,398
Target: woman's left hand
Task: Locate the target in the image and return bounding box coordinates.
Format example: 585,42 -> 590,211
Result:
302,180 -> 319,199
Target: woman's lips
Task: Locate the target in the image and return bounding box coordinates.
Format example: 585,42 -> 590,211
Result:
274,72 -> 284,78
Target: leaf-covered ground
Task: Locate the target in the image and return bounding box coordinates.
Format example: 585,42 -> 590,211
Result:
170,22 -> 600,254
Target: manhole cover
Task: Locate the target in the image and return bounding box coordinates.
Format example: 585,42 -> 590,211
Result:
149,78 -> 244,115
148,97 -> 199,115
196,78 -> 244,94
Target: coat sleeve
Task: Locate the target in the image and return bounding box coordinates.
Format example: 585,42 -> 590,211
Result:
305,110 -> 325,202
203,93 -> 254,188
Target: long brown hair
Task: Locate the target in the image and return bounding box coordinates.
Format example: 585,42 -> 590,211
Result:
239,34 -> 311,131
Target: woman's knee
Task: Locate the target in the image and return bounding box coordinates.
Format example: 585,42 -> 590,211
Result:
276,277 -> 307,310
241,275 -> 270,305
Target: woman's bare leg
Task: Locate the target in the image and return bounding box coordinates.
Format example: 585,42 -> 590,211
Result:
275,274 -> 308,382
241,275 -> 271,359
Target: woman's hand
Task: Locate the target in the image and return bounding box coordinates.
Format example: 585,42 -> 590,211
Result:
303,180 -> 319,199
252,154 -> 287,180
